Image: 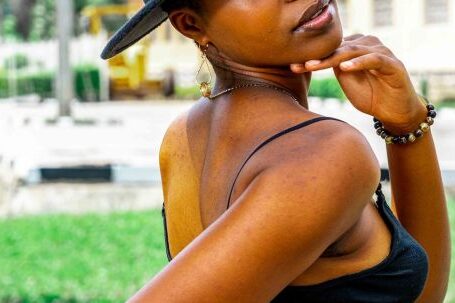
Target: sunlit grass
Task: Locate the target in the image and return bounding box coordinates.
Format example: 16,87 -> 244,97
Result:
0,197 -> 454,302
446,195 -> 455,303
0,210 -> 168,303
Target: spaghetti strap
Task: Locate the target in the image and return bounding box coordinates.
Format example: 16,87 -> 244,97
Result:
226,116 -> 348,210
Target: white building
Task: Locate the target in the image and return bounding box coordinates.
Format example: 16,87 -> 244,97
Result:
148,0 -> 455,101
338,0 -> 455,101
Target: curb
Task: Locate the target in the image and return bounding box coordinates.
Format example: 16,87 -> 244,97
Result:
26,165 -> 161,184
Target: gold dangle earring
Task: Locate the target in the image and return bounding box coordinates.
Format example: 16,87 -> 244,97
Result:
195,43 -> 213,98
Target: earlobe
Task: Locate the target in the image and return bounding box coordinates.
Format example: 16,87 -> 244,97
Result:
167,9 -> 209,45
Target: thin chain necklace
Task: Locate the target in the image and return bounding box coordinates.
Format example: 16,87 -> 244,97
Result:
206,82 -> 301,105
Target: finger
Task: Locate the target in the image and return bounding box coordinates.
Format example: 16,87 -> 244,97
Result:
343,33 -> 364,41
290,63 -> 307,73
338,53 -> 400,75
290,44 -> 370,73
290,35 -> 388,74
303,44 -> 372,71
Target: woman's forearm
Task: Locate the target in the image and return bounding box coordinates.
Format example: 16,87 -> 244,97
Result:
384,108 -> 451,302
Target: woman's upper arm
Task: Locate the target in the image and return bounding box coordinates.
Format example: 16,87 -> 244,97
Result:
129,128 -> 381,303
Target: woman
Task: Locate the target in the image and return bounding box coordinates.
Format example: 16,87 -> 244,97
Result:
101,0 -> 450,302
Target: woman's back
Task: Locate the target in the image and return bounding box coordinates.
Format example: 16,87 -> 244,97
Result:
161,90 -> 360,252
159,90 -> 407,288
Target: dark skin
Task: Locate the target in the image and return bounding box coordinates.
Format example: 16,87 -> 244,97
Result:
127,0 -> 450,302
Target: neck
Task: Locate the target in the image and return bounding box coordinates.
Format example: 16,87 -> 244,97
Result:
206,49 -> 311,109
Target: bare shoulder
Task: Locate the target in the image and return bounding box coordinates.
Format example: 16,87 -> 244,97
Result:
266,119 -> 381,209
158,110 -> 189,166
263,114 -> 381,188
158,99 -> 208,163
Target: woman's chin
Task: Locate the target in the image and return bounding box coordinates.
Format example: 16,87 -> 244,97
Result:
298,24 -> 343,62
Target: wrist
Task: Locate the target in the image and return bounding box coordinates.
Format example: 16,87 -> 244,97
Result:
380,95 -> 429,135
373,95 -> 437,145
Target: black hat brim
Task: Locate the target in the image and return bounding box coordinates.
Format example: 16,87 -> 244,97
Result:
100,0 -> 168,60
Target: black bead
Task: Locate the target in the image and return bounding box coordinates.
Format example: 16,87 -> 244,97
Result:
381,132 -> 388,139
427,110 -> 437,118
374,121 -> 383,129
373,117 -> 380,123
400,136 -> 408,144
376,128 -> 384,136
415,129 -> 424,137
426,104 -> 435,110
392,137 -> 400,144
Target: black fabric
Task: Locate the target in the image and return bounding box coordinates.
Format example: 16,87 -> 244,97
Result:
270,188 -> 429,303
161,116 -> 429,302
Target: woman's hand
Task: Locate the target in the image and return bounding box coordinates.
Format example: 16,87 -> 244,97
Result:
290,34 -> 428,134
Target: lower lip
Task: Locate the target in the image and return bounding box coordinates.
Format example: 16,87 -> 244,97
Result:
295,1 -> 335,32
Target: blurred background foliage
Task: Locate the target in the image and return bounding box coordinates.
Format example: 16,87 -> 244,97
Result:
173,78 -> 347,101
0,54 -> 101,101
0,0 -> 126,42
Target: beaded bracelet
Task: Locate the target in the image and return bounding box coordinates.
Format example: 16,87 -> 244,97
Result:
373,95 -> 437,145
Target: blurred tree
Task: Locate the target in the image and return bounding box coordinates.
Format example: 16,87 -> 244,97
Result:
0,0 -> 21,41
10,0 -> 36,39
0,0 -> 126,41
29,0 -> 54,41
1,14 -> 19,41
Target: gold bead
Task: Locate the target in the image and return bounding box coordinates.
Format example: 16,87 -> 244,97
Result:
385,136 -> 394,144
426,116 -> 434,125
407,133 -> 416,142
419,122 -> 430,132
199,82 -> 212,97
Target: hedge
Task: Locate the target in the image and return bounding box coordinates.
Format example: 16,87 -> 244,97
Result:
174,78 -> 347,100
3,54 -> 30,70
73,65 -> 101,102
308,77 -> 347,100
0,69 -> 344,102
0,65 -> 101,101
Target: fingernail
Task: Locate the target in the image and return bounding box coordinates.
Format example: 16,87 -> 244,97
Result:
306,60 -> 321,66
340,61 -> 354,68
291,64 -> 305,72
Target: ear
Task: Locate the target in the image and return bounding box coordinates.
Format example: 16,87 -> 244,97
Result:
167,9 -> 210,46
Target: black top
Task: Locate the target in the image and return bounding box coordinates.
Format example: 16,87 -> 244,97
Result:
161,116 -> 429,302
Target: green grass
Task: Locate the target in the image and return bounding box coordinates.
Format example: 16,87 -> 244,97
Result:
0,210 -> 168,303
0,198 -> 454,302
446,195 -> 455,303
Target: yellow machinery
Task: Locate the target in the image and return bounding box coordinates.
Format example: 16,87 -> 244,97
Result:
82,3 -> 167,99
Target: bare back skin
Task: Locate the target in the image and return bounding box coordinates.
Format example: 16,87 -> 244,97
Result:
160,88 -> 391,286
